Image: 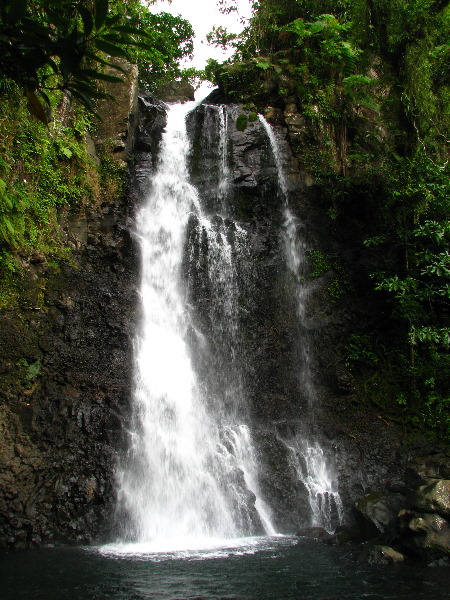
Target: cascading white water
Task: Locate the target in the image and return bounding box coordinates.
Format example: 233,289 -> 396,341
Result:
117,102 -> 275,549
218,105 -> 230,201
221,425 -> 276,536
186,104 -> 272,528
284,438 -> 343,532
191,216 -> 247,413
259,115 -> 342,531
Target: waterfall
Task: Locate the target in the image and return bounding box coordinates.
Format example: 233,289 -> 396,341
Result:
284,438 -> 343,531
117,102 -> 274,549
188,214 -> 249,418
259,115 -> 343,531
218,105 -> 230,202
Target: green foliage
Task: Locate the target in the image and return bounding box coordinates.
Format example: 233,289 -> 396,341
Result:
236,114 -> 248,131
0,84 -> 100,251
328,276 -> 346,301
343,74 -> 379,112
211,5 -> 365,124
207,25 -> 238,51
356,150 -> 450,439
0,83 -> 103,310
368,154 -> 450,333
307,249 -> 349,301
0,0 -> 132,119
0,250 -> 21,308
237,0 -> 353,56
344,331 -> 450,440
17,358 -> 42,381
212,59 -> 272,103
345,333 -> 381,370
98,148 -> 126,203
308,250 -> 332,277
351,0 -> 450,155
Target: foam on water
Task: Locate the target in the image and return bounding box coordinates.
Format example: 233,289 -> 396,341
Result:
99,535 -> 292,561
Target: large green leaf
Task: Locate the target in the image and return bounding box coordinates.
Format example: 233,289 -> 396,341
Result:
2,216 -> 15,235
112,24 -> 152,39
45,7 -> 72,31
104,14 -> 122,27
95,0 -> 109,31
26,91 -> 51,125
77,68 -> 124,83
68,82 -> 112,100
94,38 -> 129,58
77,5 -> 94,36
68,88 -> 95,111
84,49 -> 129,75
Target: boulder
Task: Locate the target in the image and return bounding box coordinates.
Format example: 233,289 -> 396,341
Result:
354,491 -> 406,538
93,58 -> 139,162
405,456 -> 450,488
296,526 -> 331,540
365,544 -> 405,565
398,509 -> 450,560
264,106 -> 284,125
323,524 -> 366,545
154,80 -> 195,103
413,479 -> 450,519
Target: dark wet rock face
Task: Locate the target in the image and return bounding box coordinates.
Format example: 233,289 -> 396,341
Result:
183,101 -> 426,535
405,456 -> 450,488
0,198 -> 138,548
130,94 -> 168,191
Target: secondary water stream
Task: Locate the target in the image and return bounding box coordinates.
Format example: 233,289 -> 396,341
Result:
258,115 -> 343,531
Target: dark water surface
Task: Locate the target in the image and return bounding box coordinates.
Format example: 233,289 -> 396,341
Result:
1,537 -> 448,600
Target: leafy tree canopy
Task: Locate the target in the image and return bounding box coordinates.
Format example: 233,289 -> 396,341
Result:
123,5 -> 195,91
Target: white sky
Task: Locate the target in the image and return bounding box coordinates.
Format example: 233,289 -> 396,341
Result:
148,0 -> 252,69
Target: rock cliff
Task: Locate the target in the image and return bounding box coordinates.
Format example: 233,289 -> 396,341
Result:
0,65 -> 141,548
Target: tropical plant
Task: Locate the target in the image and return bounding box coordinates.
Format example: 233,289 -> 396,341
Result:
0,0 -> 154,122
